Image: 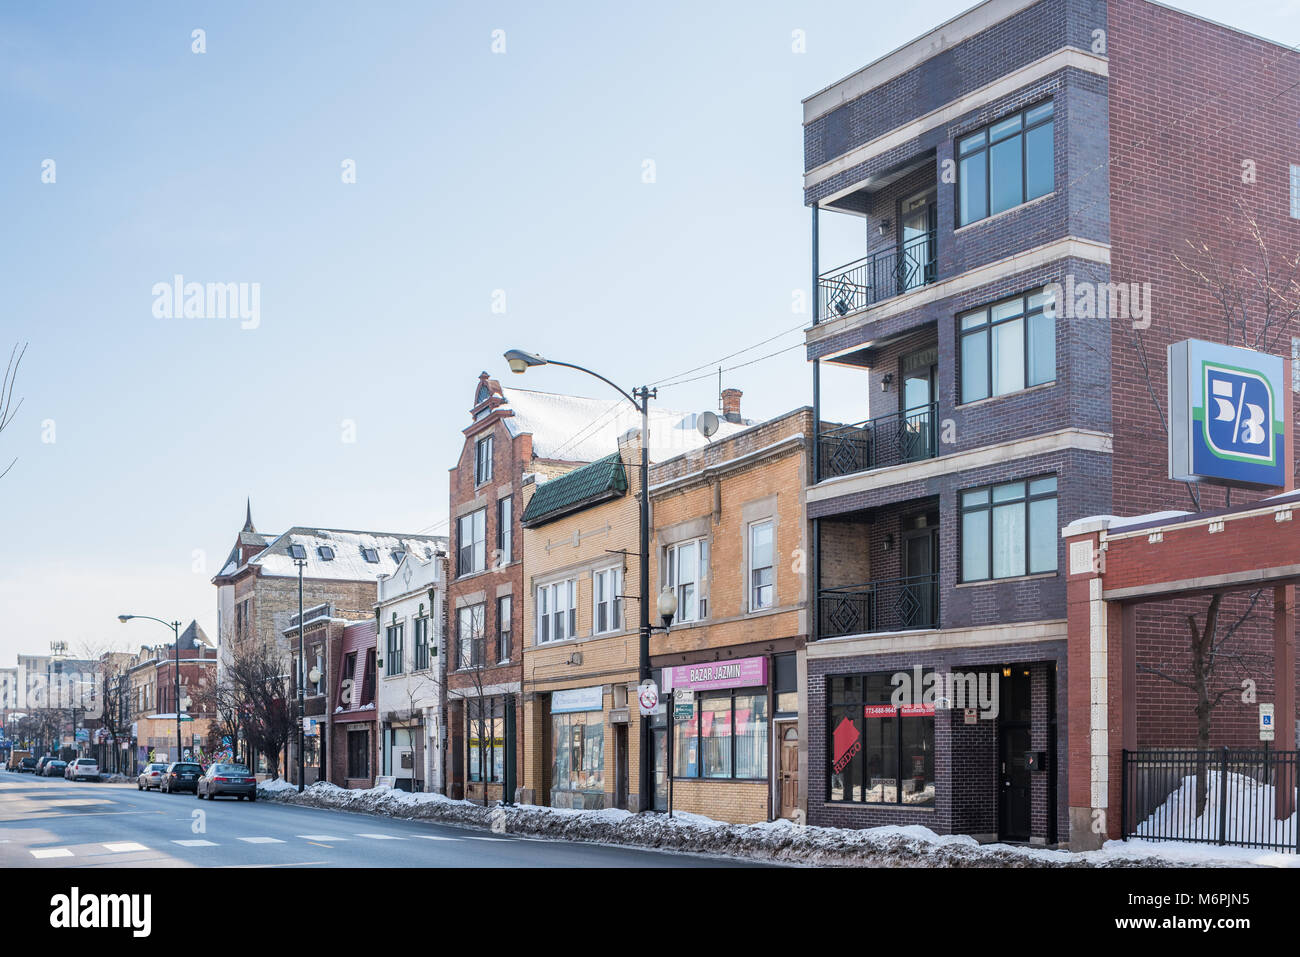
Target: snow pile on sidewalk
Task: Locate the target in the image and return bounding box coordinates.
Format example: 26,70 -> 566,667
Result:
254,779 -> 1296,867
1132,770 -> 1296,847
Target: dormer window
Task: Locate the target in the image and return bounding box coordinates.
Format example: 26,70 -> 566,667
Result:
391,549 -> 405,564
288,544 -> 307,560
317,545 -> 335,561
361,547 -> 380,563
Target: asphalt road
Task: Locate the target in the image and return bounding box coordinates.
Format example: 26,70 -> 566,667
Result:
0,772 -> 763,868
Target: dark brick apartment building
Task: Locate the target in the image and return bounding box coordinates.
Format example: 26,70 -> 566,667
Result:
801,0 -> 1300,847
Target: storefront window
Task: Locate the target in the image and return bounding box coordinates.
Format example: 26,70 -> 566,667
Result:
551,711 -> 604,798
827,672 -> 934,806
467,697 -> 503,782
673,688 -> 768,780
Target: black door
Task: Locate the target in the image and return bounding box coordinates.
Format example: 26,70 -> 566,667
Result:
901,527 -> 938,628
899,349 -> 937,462
998,669 -> 1032,841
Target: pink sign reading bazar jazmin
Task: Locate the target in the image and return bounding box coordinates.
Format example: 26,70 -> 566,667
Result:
666,656 -> 767,692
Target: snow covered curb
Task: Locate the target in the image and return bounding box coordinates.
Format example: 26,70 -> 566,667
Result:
252,780 -> 1286,867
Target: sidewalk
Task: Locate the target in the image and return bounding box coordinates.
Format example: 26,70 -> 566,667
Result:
255,780 -> 1298,868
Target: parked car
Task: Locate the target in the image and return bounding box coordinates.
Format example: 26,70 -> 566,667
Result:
7,749 -> 32,770
137,762 -> 170,791
34,756 -> 52,775
196,763 -> 257,801
65,758 -> 99,782
161,762 -> 203,794
42,760 -> 67,777
16,757 -> 38,773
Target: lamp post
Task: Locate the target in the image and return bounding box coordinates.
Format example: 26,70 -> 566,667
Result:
504,349 -> 677,811
119,615 -> 181,763
293,553 -> 307,793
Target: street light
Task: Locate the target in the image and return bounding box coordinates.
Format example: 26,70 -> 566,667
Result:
119,614 -> 182,764
505,348 -> 666,811
292,550 -> 307,793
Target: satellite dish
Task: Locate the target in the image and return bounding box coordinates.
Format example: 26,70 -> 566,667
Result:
697,410 -> 720,440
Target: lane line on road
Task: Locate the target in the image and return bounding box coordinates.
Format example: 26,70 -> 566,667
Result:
355,833 -> 403,840
103,842 -> 149,853
173,840 -> 218,847
413,835 -> 461,841
464,836 -> 511,842
31,848 -> 73,858
297,834 -> 347,841
237,837 -> 285,844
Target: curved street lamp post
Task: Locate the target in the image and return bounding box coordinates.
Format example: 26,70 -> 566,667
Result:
504,350 -> 677,812
119,615 -> 182,764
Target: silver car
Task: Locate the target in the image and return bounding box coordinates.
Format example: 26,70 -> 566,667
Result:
137,762 -> 170,791
65,758 -> 99,781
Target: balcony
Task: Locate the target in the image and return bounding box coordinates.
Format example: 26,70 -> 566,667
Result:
817,230 -> 936,320
819,401 -> 938,480
817,573 -> 939,639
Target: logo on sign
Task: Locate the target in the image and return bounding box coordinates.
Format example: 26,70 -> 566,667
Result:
1203,364 -> 1275,464
832,717 -> 861,773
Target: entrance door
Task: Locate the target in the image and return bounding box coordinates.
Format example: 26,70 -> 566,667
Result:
778,724 -> 800,819
998,669 -> 1033,841
614,725 -> 629,809
898,192 -> 936,292
899,352 -> 937,462
901,527 -> 938,628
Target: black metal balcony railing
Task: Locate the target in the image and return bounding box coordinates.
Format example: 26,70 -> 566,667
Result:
818,230 -> 937,320
818,573 -> 939,639
819,401 -> 938,480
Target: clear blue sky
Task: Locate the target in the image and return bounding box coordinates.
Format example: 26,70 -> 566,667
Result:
1,0 -> 1295,661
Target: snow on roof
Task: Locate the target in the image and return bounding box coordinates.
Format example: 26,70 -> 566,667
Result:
498,387 -> 748,463
251,528 -> 446,582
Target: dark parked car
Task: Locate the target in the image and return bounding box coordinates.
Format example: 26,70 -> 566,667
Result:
161,762 -> 203,794
42,760 -> 68,777
17,757 -> 38,773
197,763 -> 257,801
34,756 -> 53,775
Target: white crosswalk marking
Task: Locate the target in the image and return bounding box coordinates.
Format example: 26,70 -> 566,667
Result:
103,842 -> 148,853
414,835 -> 461,841
31,848 -> 73,859
237,837 -> 285,844
173,840 -> 218,847
355,833 -> 402,840
464,836 -> 510,842
297,835 -> 347,842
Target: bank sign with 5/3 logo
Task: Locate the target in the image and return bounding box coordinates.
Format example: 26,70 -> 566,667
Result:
1169,339 -> 1288,489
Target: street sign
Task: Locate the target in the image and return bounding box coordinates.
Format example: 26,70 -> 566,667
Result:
1260,703 -> 1275,742
637,679 -> 659,717
673,688 -> 694,721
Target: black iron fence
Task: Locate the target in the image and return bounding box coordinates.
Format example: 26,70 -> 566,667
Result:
818,573 -> 939,639
819,402 -> 938,479
1121,748 -> 1298,852
818,230 -> 936,319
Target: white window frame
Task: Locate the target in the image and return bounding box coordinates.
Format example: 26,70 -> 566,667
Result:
1291,164 -> 1300,219
475,434 -> 494,486
536,579 -> 577,644
457,603 -> 485,670
592,566 -> 623,635
748,520 -> 775,611
666,538 -> 709,623
497,496 -> 513,567
457,508 -> 487,576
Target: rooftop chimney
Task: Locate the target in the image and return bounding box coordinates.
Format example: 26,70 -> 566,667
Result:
721,388 -> 743,424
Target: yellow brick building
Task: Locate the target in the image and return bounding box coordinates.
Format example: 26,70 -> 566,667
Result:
648,404 -> 813,824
